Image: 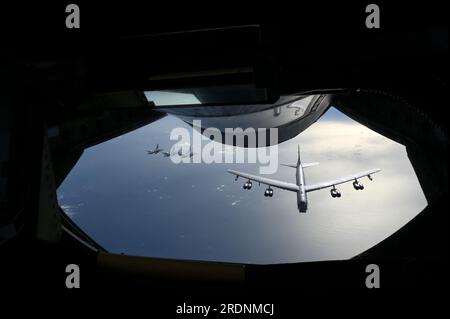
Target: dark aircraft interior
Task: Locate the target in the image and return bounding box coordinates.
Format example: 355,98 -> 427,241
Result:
0,2 -> 448,304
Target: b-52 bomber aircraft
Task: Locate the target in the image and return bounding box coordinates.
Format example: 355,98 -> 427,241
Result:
227,145 -> 381,213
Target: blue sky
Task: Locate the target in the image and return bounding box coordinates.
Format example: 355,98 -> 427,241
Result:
57,106 -> 427,264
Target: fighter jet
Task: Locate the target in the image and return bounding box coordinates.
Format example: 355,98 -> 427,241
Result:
177,145 -> 195,158
227,145 -> 381,213
147,144 -> 163,154
161,150 -> 174,157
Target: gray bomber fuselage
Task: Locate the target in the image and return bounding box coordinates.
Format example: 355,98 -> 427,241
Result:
296,147 -> 308,213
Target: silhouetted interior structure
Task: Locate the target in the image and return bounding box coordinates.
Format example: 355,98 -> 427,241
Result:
1,4 -> 448,295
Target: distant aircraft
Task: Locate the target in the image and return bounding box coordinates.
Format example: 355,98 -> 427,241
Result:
160,146 -> 194,158
147,144 -> 163,154
227,145 -> 381,213
178,145 -> 195,158
161,150 -> 173,157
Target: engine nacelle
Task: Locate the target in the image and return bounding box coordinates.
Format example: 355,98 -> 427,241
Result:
330,188 -> 341,198
243,181 -> 252,189
353,180 -> 364,190
264,188 -> 273,197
